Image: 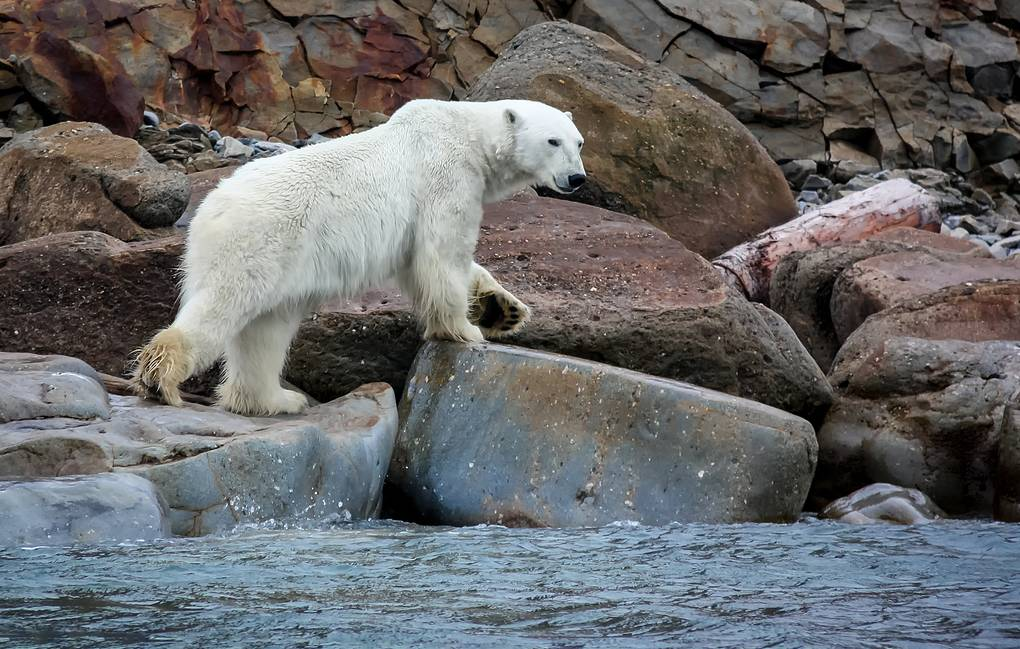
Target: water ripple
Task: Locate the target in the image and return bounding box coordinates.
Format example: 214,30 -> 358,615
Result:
1,519 -> 1019,648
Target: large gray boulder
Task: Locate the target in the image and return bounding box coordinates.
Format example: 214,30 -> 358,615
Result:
389,342 -> 818,527
0,352 -> 399,536
0,473 -> 169,546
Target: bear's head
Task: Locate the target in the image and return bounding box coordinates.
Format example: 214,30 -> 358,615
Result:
502,100 -> 586,195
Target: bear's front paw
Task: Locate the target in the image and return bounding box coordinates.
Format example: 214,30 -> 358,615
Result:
470,290 -> 531,339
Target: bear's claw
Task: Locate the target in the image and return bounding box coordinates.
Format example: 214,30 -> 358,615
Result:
470,290 -> 531,339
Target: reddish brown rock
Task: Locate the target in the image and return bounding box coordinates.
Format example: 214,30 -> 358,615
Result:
0,122 -> 189,244
0,0 -> 561,138
831,280 -> 1020,371
770,232 -> 997,373
15,32 -> 144,137
831,253 -> 1020,343
176,166 -> 239,228
288,193 -> 832,422
0,232 -> 183,377
466,21 -> 797,258
869,226 -> 991,255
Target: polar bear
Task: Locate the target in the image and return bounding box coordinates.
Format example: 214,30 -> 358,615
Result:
132,99 -> 586,416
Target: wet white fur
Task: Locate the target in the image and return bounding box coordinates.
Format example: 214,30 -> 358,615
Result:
141,99 -> 585,415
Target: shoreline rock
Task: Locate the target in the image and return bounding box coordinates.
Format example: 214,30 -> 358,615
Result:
389,341 -> 818,527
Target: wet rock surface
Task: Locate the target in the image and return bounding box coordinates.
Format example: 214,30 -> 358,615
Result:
820,483 -> 946,525
0,473 -> 170,546
0,353 -> 399,538
289,193 -> 832,423
390,342 -> 818,527
817,336 -> 1020,515
468,21 -> 796,258
0,122 -> 188,245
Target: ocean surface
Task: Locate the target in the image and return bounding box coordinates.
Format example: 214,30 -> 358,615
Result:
1,518 -> 1018,648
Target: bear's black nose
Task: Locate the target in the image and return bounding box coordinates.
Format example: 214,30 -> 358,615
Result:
568,174 -> 587,189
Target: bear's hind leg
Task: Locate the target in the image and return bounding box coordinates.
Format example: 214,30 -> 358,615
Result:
132,289 -> 247,407
218,303 -> 309,416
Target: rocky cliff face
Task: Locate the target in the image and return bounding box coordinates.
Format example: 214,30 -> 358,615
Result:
0,0 -> 565,139
3,0 -> 1018,184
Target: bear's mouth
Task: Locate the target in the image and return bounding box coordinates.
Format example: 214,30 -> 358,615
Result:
551,181 -> 577,194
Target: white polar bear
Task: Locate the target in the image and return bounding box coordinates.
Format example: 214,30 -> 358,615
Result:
133,99 -> 586,416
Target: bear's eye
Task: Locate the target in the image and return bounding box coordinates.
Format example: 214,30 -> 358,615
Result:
578,141 -> 584,150
548,138 -> 561,147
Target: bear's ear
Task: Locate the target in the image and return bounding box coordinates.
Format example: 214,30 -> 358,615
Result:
565,111 -> 573,121
504,108 -> 519,127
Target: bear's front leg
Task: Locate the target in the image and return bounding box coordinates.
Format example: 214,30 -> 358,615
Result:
404,245 -> 484,344
467,262 -> 532,339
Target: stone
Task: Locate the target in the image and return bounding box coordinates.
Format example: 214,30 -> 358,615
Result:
846,8 -> 927,73
658,0 -> 827,73
995,407 -> 1020,522
819,483 -> 946,524
568,0 -> 690,62
0,473 -> 169,546
143,110 -> 160,126
0,232 -> 183,378
990,234 -> 1020,259
7,102 -> 42,132
941,21 -> 1020,68
830,252 -> 1020,343
966,128 -> 1020,164
216,136 -> 255,159
467,21 -> 797,258
15,33 -> 144,137
769,231 -> 990,372
389,341 -> 818,527
288,193 -> 833,424
830,141 -> 882,182
0,353 -> 109,425
802,174 -> 833,191
0,122 -> 189,245
780,159 -> 817,189
818,337 -> 1020,515
126,383 -> 397,535
0,352 -> 399,536
833,280 -> 1020,371
177,166 -> 238,228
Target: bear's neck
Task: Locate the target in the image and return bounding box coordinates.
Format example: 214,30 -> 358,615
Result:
477,128 -> 531,204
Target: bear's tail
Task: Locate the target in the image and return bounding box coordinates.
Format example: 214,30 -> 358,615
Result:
130,327 -> 195,408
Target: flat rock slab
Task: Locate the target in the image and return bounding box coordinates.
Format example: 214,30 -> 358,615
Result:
290,193 -> 832,423
0,473 -> 169,546
0,352 -> 109,423
389,342 -> 818,527
832,254 -> 1020,342
0,352 -> 399,536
